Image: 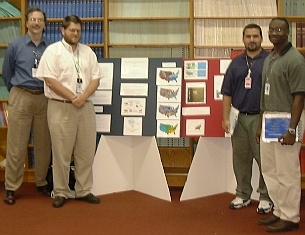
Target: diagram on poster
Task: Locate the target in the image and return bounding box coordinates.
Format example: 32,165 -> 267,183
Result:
121,98 -> 146,116
123,117 -> 142,136
184,60 -> 208,80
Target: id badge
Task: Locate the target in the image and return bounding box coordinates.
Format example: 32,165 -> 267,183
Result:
32,68 -> 37,77
265,83 -> 270,95
244,77 -> 252,89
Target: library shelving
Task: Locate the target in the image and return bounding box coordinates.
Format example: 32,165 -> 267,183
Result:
106,0 -> 191,58
278,0 -> 305,54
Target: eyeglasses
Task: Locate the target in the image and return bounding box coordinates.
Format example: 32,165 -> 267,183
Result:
29,18 -> 44,23
268,28 -> 285,34
67,28 -> 81,34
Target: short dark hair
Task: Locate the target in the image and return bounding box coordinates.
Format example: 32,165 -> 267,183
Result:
25,7 -> 47,22
270,17 -> 290,29
242,24 -> 263,37
62,15 -> 82,29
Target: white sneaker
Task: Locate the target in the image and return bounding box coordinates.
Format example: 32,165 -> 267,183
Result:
257,200 -> 273,214
229,197 -> 251,209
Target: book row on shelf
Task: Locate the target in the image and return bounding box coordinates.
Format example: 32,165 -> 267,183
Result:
194,19 -> 273,48
108,0 -> 189,17
0,0 -> 20,17
281,0 -> 305,16
193,0 -> 277,17
45,22 -> 103,45
27,0 -> 103,18
0,21 -> 21,44
292,22 -> 305,48
109,21 -> 189,44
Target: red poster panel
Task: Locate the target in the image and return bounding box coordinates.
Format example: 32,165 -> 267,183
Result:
181,59 -> 228,137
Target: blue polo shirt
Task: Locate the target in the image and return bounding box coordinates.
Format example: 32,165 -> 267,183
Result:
221,49 -> 269,113
2,34 -> 53,91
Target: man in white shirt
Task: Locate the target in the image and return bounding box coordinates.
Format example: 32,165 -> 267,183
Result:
36,15 -> 103,208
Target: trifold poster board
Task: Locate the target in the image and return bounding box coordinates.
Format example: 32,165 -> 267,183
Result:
92,58 -> 259,202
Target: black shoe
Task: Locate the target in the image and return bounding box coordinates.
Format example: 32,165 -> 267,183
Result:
4,190 -> 15,205
76,193 -> 100,204
266,219 -> 299,232
53,196 -> 66,208
258,214 -> 280,225
37,185 -> 51,197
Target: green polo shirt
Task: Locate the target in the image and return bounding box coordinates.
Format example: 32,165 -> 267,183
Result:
261,43 -> 305,112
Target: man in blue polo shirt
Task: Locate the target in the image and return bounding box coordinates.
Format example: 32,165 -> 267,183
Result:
221,23 -> 272,213
2,7 -> 52,205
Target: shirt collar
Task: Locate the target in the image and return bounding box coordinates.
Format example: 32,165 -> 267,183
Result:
279,42 -> 292,56
245,48 -> 265,60
61,39 -> 79,52
25,33 -> 47,46
270,42 -> 292,56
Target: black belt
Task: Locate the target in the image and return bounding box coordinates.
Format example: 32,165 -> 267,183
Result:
16,86 -> 44,95
240,111 -> 260,115
50,98 -> 72,103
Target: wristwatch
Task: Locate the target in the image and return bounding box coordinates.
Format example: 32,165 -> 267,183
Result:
288,127 -> 296,135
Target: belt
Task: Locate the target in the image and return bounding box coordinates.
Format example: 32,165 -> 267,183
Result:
50,98 -> 72,103
239,111 -> 260,115
16,86 -> 44,95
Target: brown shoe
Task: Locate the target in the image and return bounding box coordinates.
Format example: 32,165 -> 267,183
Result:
4,190 -> 15,205
266,219 -> 299,232
76,193 -> 100,204
37,185 -> 51,197
258,214 -> 280,225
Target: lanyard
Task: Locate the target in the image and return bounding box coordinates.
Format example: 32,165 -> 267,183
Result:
61,41 -> 83,93
61,41 -> 81,79
33,50 -> 39,68
245,55 -> 251,77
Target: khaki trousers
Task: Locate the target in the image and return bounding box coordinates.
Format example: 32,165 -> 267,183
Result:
260,140 -> 301,223
47,99 -> 96,198
5,86 -> 51,190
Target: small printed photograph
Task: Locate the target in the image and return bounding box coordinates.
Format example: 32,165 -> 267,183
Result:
185,82 -> 206,104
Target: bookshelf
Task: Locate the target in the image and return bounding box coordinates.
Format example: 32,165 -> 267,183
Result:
106,0 -> 191,58
278,0 -> 305,54
27,0 -> 105,60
